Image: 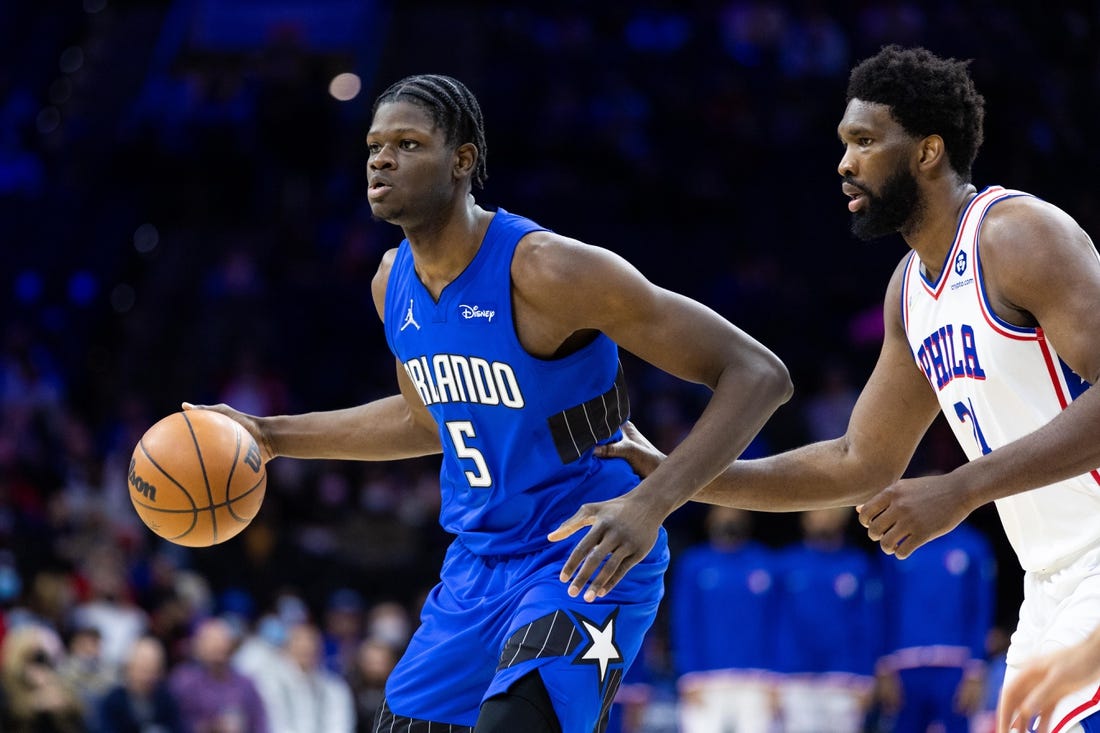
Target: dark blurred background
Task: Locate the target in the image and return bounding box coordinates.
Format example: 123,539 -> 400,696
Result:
1,0 -> 1098,728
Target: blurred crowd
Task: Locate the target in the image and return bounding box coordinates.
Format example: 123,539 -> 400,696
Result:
2,0 -> 1099,730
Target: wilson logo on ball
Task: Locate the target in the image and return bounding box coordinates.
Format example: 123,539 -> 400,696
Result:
244,441 -> 262,472
128,458 -> 158,502
129,410 -> 267,547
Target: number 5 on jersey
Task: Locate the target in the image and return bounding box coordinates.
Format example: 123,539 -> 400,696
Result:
445,420 -> 492,488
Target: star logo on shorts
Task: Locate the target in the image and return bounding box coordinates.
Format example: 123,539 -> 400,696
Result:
572,609 -> 622,685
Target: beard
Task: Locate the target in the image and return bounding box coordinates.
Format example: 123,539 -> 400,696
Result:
848,167 -> 923,241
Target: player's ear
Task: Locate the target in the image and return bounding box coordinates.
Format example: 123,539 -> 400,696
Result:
916,134 -> 946,171
454,143 -> 478,181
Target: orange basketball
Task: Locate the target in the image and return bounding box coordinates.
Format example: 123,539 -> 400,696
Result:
129,410 -> 266,547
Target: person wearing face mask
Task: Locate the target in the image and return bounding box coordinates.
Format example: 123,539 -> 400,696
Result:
669,506 -> 779,733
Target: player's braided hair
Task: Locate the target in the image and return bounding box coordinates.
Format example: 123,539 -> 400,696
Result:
372,74 -> 488,188
847,45 -> 985,182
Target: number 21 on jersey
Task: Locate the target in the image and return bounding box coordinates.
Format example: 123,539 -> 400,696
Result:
953,399 -> 993,456
445,420 -> 492,487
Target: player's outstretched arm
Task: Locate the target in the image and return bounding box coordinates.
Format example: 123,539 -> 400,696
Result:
536,232 -> 793,600
184,373 -> 442,464
186,386 -> 441,463
601,258 -> 942,513
997,625 -> 1100,733
182,249 -> 443,465
859,200 -> 1100,558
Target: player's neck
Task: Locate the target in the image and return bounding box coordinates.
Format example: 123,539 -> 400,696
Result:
906,182 -> 977,281
405,198 -> 493,300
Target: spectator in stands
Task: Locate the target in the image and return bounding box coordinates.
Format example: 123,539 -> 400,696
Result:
347,635 -> 401,732
322,587 -> 364,676
168,617 -> 267,733
0,623 -> 87,732
55,624 -> 114,727
71,548 -> 147,672
98,635 -> 184,733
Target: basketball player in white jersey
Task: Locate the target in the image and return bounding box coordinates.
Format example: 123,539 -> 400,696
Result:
550,45 -> 1100,733
999,625 -> 1100,733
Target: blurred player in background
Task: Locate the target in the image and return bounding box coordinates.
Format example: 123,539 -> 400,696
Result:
671,506 -> 779,733
578,44 -> 1100,733
773,508 -> 879,733
874,518 -> 995,733
189,73 -> 790,732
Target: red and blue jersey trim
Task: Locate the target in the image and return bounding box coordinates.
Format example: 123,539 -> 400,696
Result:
1035,331 -> 1100,486
919,186 -> 1005,298
901,251 -> 916,335
972,192 -> 1036,340
1051,682 -> 1100,732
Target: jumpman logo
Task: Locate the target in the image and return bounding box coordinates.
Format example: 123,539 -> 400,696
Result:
400,299 -> 420,331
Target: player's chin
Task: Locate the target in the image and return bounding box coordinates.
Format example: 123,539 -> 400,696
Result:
367,200 -> 401,223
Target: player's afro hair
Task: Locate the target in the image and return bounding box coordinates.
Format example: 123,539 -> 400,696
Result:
847,45 -> 985,182
372,74 -> 489,188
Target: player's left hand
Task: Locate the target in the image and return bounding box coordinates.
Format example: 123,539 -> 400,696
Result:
856,474 -> 972,558
996,639 -> 1100,733
547,493 -> 663,602
593,421 -> 665,478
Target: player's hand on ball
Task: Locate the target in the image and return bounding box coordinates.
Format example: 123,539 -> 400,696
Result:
131,409 -> 266,546
182,402 -> 276,465
547,492 -> 663,602
593,421 -> 665,478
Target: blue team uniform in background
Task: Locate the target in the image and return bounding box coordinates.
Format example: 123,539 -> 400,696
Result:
378,209 -> 669,732
876,522 -> 996,733
672,539 -> 777,677
774,541 -> 881,677
773,538 -> 881,732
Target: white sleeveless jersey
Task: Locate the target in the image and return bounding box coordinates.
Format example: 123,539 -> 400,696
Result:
901,185 -> 1100,572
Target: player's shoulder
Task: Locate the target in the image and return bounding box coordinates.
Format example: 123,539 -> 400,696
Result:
888,251 -> 913,282
883,251 -> 914,305
373,247 -> 401,283
979,192 -> 1095,283
980,192 -> 1084,250
513,230 -> 620,290
371,247 -> 402,308
515,228 -> 588,262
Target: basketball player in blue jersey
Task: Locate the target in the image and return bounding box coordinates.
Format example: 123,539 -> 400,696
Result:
185,74 -> 791,732
564,46 -> 1100,733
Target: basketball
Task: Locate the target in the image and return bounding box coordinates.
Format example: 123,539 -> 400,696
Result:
129,410 -> 267,547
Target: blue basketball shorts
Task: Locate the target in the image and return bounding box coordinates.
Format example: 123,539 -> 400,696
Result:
379,526 -> 669,731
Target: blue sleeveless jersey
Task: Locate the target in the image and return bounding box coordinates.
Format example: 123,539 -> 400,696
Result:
383,209 -> 638,556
